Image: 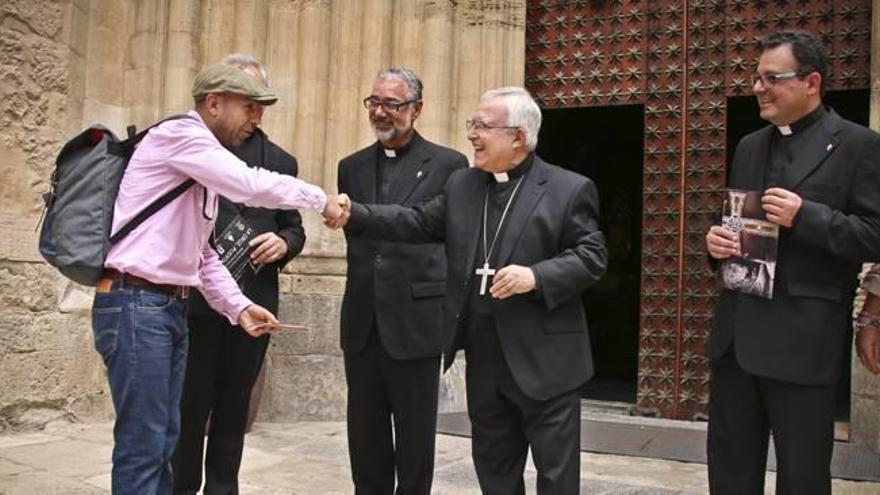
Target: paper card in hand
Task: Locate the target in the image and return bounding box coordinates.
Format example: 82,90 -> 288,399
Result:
252,322 -> 308,331
213,214 -> 262,286
719,189 -> 779,299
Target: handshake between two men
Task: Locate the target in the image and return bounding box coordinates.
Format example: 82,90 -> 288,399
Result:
322,193 -> 352,229
318,193 -> 537,300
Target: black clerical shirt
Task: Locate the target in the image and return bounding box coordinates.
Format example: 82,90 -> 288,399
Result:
765,105 -> 827,188
376,140 -> 413,204
464,154 -> 535,364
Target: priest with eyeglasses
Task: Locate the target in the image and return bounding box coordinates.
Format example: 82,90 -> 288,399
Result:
327,86 -> 607,494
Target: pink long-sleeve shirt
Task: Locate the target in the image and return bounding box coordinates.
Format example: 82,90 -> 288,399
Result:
105,111 -> 327,323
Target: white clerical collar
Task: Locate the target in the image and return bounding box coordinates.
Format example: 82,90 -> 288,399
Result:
383,148 -> 397,158
493,172 -> 509,183
777,125 -> 792,136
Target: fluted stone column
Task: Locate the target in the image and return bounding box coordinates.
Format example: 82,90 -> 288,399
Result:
199,0 -> 236,68
162,0 -> 200,115
124,0 -> 169,126
412,0 -> 456,143
232,0 -> 270,58
81,0 -> 127,130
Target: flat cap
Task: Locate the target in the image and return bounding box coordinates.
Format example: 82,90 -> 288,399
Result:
192,64 -> 277,105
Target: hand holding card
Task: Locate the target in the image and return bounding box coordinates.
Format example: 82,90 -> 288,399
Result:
252,322 -> 309,332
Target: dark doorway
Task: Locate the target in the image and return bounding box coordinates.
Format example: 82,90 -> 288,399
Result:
536,105 -> 644,403
726,89 -> 870,425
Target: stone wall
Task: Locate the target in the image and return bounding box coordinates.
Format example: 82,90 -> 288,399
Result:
0,0 -> 114,430
0,0 -> 525,429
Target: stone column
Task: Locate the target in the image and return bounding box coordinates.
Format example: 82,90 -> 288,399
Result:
325,0 -> 369,181
412,0 -> 456,144
198,0 -> 236,67
451,1 -> 526,155
81,0 -> 127,132
290,2 -> 331,189
163,0 -> 200,115
232,0 -> 270,58
124,0 -> 169,127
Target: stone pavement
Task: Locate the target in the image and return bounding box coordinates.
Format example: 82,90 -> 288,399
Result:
1,421 -> 879,494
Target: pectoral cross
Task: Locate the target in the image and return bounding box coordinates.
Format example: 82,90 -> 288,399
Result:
475,261 -> 496,296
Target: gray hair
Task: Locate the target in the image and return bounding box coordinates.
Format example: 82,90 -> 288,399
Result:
480,87 -> 542,151
375,67 -> 423,101
220,53 -> 270,87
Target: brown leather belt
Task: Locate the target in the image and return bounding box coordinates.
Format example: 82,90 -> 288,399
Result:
99,269 -> 190,299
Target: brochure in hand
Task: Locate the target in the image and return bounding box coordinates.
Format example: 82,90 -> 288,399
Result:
719,189 -> 779,299
213,214 -> 262,286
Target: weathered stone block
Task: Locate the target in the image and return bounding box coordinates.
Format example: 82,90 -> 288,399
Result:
2,0 -> 64,39
287,274 -> 345,295
851,351 -> 880,396
0,307 -> 111,430
850,393 -> 880,452
283,255 -> 346,276
276,293 -> 343,356
0,262 -> 57,313
258,354 -> 346,422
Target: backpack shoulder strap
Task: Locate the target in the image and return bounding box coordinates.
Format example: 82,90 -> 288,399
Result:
131,113 -> 197,143
109,113 -> 200,245
109,178 -> 197,245
112,114 -> 198,158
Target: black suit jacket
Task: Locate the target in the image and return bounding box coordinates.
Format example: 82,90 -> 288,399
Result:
347,156 -> 608,400
189,128 -> 306,316
708,109 -> 880,385
338,132 -> 468,359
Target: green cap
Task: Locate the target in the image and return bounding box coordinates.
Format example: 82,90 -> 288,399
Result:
191,64 -> 277,105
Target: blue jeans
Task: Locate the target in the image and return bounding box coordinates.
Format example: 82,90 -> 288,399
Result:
92,283 -> 188,495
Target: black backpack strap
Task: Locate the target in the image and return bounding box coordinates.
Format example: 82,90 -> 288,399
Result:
110,178 -> 197,244
131,113 -> 196,143
109,113 -> 200,244
112,114 -> 198,158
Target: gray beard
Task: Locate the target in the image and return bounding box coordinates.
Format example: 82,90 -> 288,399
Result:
371,124 -> 396,143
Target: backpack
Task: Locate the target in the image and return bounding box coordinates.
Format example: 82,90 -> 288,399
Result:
38,115 -> 196,286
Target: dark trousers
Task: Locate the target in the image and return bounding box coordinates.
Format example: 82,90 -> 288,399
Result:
344,330 -> 441,495
707,349 -> 835,495
465,320 -> 581,495
171,310 -> 269,495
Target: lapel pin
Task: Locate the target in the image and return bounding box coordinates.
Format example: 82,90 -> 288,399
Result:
826,143 -> 834,152
416,170 -> 423,179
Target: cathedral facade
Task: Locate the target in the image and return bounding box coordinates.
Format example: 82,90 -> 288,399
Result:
1,0 -> 878,453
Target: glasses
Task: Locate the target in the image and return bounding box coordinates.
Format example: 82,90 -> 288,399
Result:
362,97 -> 418,112
465,119 -> 520,132
752,70 -> 806,87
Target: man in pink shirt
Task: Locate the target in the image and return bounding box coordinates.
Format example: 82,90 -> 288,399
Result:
90,63 -> 343,494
